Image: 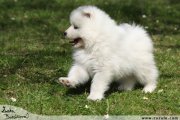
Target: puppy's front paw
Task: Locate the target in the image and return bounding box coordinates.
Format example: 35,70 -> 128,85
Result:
58,77 -> 76,88
87,93 -> 104,101
142,84 -> 156,93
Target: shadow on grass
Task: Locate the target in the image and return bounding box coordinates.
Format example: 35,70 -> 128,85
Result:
65,81 -> 91,95
69,73 -> 180,95
64,81 -> 143,97
106,82 -> 143,97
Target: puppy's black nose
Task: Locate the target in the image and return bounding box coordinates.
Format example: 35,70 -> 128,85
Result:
64,32 -> 67,36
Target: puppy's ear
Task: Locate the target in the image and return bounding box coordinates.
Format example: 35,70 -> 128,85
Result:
82,12 -> 91,18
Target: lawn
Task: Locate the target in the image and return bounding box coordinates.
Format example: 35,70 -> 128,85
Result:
0,0 -> 179,115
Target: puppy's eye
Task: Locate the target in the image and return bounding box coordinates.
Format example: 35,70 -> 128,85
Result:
74,26 -> 79,29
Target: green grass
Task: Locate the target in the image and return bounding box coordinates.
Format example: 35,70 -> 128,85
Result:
0,0 -> 180,115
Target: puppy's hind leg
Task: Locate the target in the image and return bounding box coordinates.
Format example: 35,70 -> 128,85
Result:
118,76 -> 136,91
59,64 -> 89,88
135,64 -> 158,93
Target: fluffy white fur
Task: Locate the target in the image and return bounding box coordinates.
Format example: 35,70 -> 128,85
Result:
59,6 -> 158,101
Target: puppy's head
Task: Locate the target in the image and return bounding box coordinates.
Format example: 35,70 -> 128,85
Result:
64,6 -> 106,49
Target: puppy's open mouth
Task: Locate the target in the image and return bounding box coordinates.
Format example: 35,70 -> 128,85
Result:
69,37 -> 82,46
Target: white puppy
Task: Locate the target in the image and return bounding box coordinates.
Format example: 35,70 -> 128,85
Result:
59,6 -> 158,101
